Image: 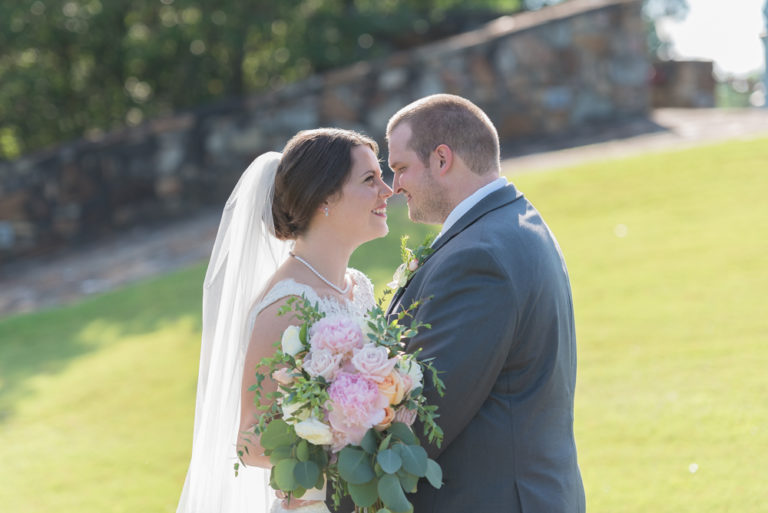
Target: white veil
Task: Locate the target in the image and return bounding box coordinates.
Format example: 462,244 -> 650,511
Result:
177,152 -> 290,512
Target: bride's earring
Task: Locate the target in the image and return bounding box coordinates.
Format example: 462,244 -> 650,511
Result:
323,206 -> 329,217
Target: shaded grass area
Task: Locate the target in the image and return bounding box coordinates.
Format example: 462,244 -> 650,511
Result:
1,137 -> 767,512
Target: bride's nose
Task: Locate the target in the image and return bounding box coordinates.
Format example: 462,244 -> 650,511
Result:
379,180 -> 393,199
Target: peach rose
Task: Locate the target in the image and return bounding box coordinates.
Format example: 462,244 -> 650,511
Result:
378,370 -> 406,405
398,371 -> 413,397
374,407 -> 396,431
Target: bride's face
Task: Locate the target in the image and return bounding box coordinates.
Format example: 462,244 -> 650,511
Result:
326,145 -> 392,244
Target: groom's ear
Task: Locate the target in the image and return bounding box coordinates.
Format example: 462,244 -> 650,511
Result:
432,144 -> 453,176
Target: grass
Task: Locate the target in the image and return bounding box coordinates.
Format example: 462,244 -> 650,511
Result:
1,137 -> 767,512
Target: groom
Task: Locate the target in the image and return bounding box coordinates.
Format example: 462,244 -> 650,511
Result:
384,94 -> 585,512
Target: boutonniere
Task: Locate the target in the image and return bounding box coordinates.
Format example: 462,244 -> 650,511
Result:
388,234 -> 436,290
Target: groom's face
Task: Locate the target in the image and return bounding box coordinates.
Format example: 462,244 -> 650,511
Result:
388,123 -> 448,224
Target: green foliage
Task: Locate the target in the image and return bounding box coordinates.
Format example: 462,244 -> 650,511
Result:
377,449 -> 403,474
259,419 -> 297,450
347,478 -> 379,507
336,424 -> 440,512
0,0 -> 524,160
377,473 -> 412,513
338,447 -> 377,484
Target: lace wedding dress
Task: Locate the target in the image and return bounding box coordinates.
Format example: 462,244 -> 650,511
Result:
246,268 -> 376,513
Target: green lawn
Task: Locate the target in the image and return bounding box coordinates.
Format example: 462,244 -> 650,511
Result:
1,137 -> 766,512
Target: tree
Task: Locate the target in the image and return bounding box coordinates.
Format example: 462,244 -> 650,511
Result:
643,0 -> 689,60
0,0 -> 527,160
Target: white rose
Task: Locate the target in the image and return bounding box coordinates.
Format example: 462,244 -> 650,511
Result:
281,325 -> 303,356
358,316 -> 375,343
304,348 -> 343,381
408,259 -> 419,272
398,358 -> 423,394
294,417 -> 334,445
281,400 -> 310,424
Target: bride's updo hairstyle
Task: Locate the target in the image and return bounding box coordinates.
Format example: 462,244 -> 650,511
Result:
272,128 -> 378,240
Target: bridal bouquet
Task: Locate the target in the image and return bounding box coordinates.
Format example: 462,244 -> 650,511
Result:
239,297 -> 444,513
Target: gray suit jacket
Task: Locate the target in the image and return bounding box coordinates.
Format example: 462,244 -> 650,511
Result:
386,183 -> 585,513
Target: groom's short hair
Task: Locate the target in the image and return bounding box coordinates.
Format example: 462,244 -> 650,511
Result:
386,94 -> 500,176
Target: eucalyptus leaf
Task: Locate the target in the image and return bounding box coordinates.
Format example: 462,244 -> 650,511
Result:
378,433 -> 392,452
347,478 -> 379,508
338,447 -> 376,484
377,449 -> 403,474
387,422 -> 418,445
425,459 -> 443,489
393,444 -> 427,477
269,445 -> 293,465
360,429 -> 378,454
296,439 -> 310,462
310,444 -> 329,468
396,469 -> 419,493
377,474 -> 412,513
293,460 -> 320,489
274,459 -> 298,491
269,472 -> 278,489
260,419 -> 296,450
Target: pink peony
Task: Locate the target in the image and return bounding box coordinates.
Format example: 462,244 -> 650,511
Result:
326,372 -> 388,450
309,315 -> 364,356
351,343 -> 397,383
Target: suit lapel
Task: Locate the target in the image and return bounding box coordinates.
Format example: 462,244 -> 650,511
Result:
386,184 -> 524,317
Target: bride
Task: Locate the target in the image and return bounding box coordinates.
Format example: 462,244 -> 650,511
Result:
177,128 -> 393,512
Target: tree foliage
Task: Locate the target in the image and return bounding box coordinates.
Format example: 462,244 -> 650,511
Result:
0,0 -> 688,161
0,0 -> 525,160
643,0 -> 689,60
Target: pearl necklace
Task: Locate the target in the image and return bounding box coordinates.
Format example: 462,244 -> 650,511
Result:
289,252 -> 351,295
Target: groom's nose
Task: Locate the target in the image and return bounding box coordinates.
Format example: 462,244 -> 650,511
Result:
392,173 -> 403,195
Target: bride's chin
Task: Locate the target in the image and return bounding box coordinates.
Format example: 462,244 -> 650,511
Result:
361,225 -> 388,243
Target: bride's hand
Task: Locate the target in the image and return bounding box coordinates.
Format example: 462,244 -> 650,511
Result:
276,490 -> 323,510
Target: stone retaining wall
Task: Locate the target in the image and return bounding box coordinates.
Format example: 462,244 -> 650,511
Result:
651,60 -> 716,108
0,0 -> 648,262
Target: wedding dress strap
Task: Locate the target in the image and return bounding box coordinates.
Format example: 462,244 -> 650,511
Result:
253,279 -> 322,317
249,268 -> 375,330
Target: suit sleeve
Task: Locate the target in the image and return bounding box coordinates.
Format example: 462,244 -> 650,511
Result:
405,246 -> 517,459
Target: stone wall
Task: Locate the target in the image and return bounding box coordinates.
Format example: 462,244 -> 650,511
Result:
0,0 -> 648,263
651,60 -> 716,108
